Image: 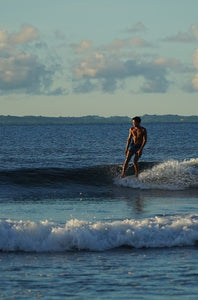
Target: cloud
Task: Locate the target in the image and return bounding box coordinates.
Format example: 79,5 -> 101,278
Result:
191,25 -> 198,40
72,51 -> 170,93
154,57 -> 183,72
161,24 -> 198,93
129,37 -> 152,47
71,22 -> 196,95
192,49 -> 198,90
0,25 -> 65,95
192,73 -> 198,90
71,26 -> 155,94
0,30 -> 8,46
163,24 -> 198,43
11,24 -> 38,44
46,87 -> 68,96
102,39 -> 125,53
192,49 -> 198,69
72,40 -> 92,54
73,79 -> 98,93
101,36 -> 152,54
0,51 -> 52,94
54,30 -> 67,41
73,52 -> 105,78
182,48 -> 198,92
164,32 -> 195,43
2,23 -> 195,97
127,22 -> 147,33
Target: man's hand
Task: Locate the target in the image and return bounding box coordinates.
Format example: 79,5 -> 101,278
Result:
136,149 -> 142,157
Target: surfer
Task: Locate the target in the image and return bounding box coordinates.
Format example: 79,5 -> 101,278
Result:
121,116 -> 147,178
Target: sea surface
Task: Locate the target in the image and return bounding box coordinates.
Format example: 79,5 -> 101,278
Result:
0,122 -> 198,299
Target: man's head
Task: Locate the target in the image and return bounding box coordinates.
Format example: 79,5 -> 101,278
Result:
132,116 -> 141,126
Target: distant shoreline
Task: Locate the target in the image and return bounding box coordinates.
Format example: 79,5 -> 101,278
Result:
0,114 -> 197,125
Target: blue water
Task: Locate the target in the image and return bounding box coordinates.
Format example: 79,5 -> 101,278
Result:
0,123 -> 198,299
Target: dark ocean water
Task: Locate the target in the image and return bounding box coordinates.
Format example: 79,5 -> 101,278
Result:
0,123 -> 198,299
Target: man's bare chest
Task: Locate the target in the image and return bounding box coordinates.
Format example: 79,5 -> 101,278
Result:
132,128 -> 143,138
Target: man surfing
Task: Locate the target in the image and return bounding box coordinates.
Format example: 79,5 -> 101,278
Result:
121,116 -> 147,178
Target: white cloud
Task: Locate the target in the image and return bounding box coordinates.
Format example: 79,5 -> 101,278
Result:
70,23 -> 198,95
192,49 -> 198,69
192,73 -> 198,90
73,52 -> 105,78
2,23 -> 195,96
72,49 -> 170,93
0,51 -> 51,93
0,26 -> 65,95
11,24 -> 38,44
0,30 -> 8,45
0,25 -> 38,49
72,40 -> 92,54
154,57 -> 182,72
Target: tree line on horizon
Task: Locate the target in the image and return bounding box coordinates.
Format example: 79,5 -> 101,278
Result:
0,114 -> 197,125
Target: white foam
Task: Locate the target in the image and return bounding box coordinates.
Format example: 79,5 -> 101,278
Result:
1,214 -> 198,252
116,158 -> 198,190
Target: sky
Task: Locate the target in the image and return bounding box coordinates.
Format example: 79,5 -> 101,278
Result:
0,0 -> 198,117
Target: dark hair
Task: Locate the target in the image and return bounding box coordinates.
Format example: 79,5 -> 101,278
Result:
132,116 -> 141,123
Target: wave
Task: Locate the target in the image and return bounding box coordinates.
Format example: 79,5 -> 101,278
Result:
1,214 -> 198,252
116,158 -> 198,190
0,162 -> 155,186
0,158 -> 197,190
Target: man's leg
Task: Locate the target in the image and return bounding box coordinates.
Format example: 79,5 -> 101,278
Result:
121,151 -> 133,177
134,153 -> 139,177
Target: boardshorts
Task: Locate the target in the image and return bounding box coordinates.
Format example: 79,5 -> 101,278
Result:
129,143 -> 141,153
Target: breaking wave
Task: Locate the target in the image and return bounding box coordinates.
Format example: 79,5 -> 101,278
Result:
116,158 -> 198,190
1,214 -> 198,252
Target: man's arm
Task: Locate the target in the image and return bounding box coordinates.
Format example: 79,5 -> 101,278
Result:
137,128 -> 147,156
124,129 -> 132,155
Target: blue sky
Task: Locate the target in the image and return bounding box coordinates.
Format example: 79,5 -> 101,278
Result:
0,0 -> 198,117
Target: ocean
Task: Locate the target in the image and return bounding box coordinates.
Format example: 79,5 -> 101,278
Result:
0,122 -> 198,299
